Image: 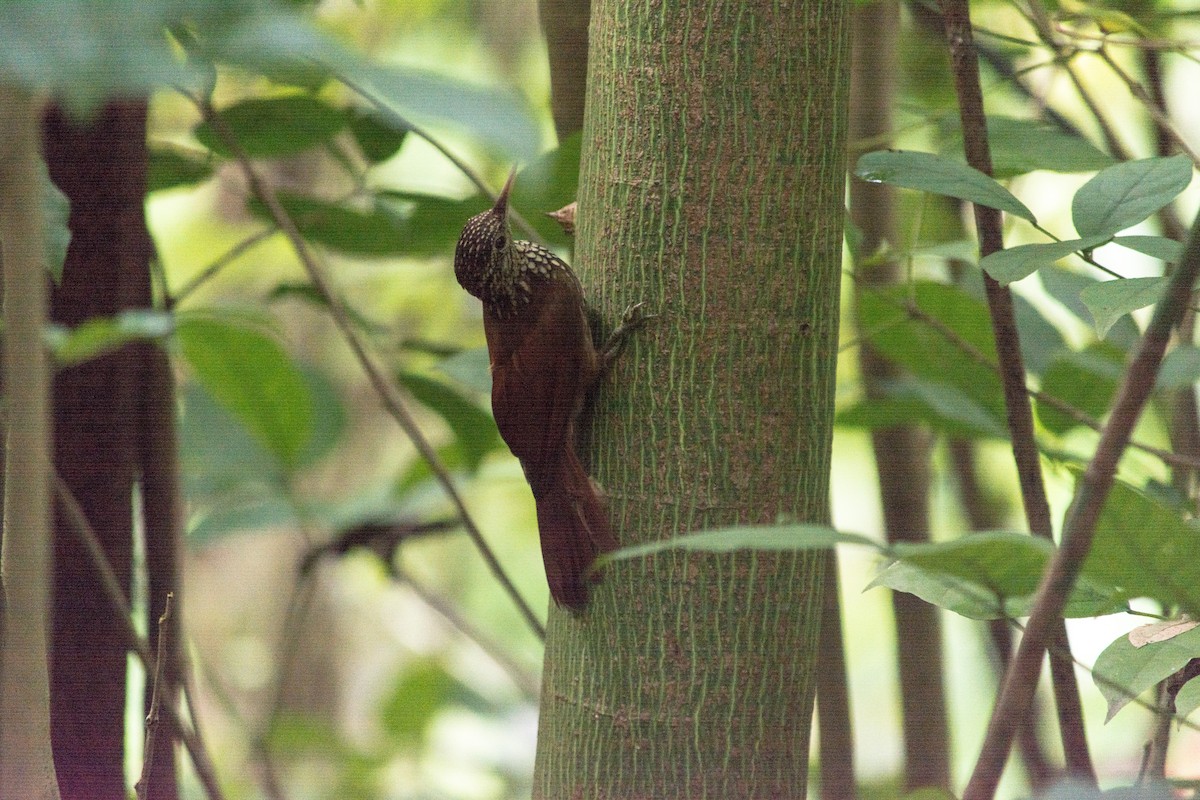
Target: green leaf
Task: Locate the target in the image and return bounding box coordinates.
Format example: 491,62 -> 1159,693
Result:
1113,235 -> 1185,263
872,533 -> 1123,619
836,391 -> 1001,441
892,532 -> 1053,597
434,347 -> 492,395
379,659 -> 487,743
187,496 -> 298,544
1092,624 -> 1200,722
1157,345 -> 1200,390
176,314 -> 314,469
354,64 -> 542,160
396,370 -> 500,472
1084,478 -> 1200,616
346,109 -> 408,163
0,0 -> 192,112
295,364 -> 347,467
1036,343 -> 1125,435
47,309 -> 174,366
40,161 -> 70,283
147,148 -> 213,192
979,235 -> 1111,286
891,379 -> 1008,438
254,191 -> 486,258
942,116 -> 1116,178
194,95 -> 347,158
858,282 -> 1007,427
374,191 -> 490,256
1072,155 -> 1194,237
597,525 -> 877,568
1078,276 -> 1170,338
870,559 -> 1008,620
179,381 -> 285,499
855,150 -> 1036,223
1039,268 -> 1140,348
1177,675 -> 1200,719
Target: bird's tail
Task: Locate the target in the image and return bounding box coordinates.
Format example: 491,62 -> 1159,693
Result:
531,450 -> 618,610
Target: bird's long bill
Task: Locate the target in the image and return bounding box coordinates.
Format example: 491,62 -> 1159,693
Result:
494,168 -> 518,216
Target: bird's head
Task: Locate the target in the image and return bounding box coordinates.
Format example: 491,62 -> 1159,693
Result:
454,169 -> 517,300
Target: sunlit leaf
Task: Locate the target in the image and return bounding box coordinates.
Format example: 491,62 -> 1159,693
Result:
176,314 -> 314,469
147,148 -> 213,192
1079,276 -> 1169,338
1072,155 -> 1193,237
47,309 -> 174,366
1092,624 -> 1200,722
1084,478 -> 1200,616
1112,235 -> 1185,263
597,524 -> 875,568
855,150 -> 1036,223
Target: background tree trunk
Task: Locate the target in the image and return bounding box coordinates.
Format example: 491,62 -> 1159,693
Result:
848,0 -> 950,790
533,3 -> 850,797
42,102 -> 177,800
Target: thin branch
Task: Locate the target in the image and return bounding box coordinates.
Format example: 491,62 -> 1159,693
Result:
963,169 -> 1200,800
1095,46 -> 1200,167
940,0 -> 1097,786
136,593 -> 175,800
334,73 -> 543,242
394,567 -> 541,701
187,92 -> 545,641
169,226 -> 279,307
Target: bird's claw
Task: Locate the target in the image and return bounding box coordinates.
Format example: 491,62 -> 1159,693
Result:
601,302 -> 658,366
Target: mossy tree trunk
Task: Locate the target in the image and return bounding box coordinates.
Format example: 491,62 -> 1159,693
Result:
533,2 -> 850,797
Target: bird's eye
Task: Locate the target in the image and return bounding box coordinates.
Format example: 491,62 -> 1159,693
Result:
494,235 -> 507,249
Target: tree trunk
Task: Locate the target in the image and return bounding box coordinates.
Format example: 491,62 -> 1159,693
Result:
533,3 -> 850,797
42,102 -> 172,800
848,0 -> 950,790
0,86 -> 61,800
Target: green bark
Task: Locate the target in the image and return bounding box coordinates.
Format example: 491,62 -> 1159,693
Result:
0,87 -> 61,800
533,2 -> 850,797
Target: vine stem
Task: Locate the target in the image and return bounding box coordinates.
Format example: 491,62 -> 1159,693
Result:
939,0 -> 1097,789
188,92 -> 545,641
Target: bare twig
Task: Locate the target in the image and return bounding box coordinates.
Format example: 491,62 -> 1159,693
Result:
136,593 -> 175,800
940,0 -> 1097,786
187,92 -> 545,640
963,176 -> 1200,800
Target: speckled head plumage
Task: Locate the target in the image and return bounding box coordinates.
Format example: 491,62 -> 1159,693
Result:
454,169 -> 518,305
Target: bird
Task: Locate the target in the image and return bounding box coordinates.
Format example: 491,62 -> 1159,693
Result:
453,170 -> 646,609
